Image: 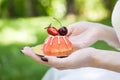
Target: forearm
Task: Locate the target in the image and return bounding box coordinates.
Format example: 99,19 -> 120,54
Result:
91,49 -> 120,72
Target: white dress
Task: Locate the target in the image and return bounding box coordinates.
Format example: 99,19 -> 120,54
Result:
42,1 -> 120,80
42,67 -> 120,80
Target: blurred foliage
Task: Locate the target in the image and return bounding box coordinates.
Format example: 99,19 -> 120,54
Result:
0,0 -> 117,20
0,0 -> 118,80
0,44 -> 49,80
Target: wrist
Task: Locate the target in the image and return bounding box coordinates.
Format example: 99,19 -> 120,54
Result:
90,49 -> 120,72
98,25 -> 120,49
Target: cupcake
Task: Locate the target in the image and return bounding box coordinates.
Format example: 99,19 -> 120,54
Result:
32,24 -> 73,57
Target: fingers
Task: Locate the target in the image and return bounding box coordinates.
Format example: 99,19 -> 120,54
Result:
44,56 -> 67,69
21,46 -> 49,65
46,47 -> 95,69
67,21 -> 100,48
67,21 -> 88,36
20,46 -> 95,70
21,46 -> 69,68
21,47 -> 70,69
69,28 -> 99,48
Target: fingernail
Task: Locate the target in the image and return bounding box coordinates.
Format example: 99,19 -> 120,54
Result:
41,57 -> 48,62
36,54 -> 44,57
57,56 -> 67,58
20,50 -> 24,54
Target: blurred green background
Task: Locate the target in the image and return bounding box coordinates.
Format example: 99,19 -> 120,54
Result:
0,0 -> 118,80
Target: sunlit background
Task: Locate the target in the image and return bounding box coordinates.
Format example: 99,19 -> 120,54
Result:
0,0 -> 118,80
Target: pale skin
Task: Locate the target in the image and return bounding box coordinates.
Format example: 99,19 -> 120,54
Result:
21,21 -> 120,73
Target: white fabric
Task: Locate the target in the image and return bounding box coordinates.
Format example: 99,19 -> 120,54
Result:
112,0 -> 120,43
42,67 -> 120,80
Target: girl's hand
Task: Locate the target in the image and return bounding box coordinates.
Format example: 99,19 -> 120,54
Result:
67,21 -> 120,49
21,46 -> 120,72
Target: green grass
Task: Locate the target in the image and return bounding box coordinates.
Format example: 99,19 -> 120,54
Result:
0,17 -> 117,80
0,43 -> 50,80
